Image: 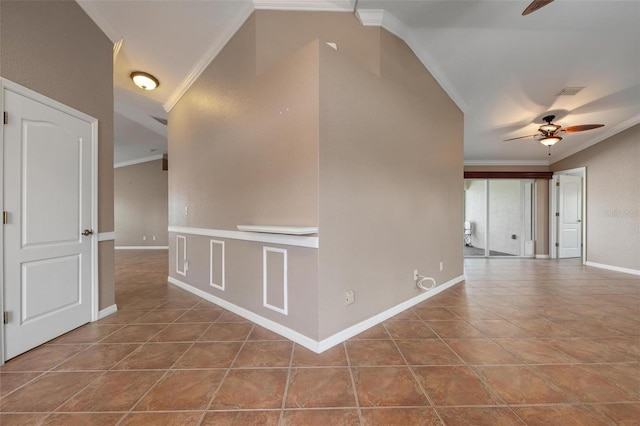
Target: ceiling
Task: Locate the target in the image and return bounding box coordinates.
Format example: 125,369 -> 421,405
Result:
76,0 -> 640,166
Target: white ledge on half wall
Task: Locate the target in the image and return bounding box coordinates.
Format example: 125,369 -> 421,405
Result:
236,225 -> 318,235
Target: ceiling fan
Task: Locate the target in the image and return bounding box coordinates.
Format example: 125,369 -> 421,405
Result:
504,115 -> 605,154
522,0 -> 554,16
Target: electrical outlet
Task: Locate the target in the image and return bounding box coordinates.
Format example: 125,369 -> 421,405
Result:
413,269 -> 419,281
184,205 -> 188,216
152,236 -> 156,241
142,235 -> 147,241
439,261 -> 444,271
345,290 -> 355,305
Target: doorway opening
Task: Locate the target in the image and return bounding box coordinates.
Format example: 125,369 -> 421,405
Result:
464,179 -> 535,258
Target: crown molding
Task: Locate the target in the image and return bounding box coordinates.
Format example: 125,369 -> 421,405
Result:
253,0 -> 354,11
163,2 -> 254,112
550,113 -> 640,164
464,160 -> 550,166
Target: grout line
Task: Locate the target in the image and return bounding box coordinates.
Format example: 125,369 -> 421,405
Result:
278,341 -> 296,423
343,341 -> 363,424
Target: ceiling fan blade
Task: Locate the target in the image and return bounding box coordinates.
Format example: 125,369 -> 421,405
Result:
522,0 -> 554,16
503,134 -> 538,141
564,124 -> 605,133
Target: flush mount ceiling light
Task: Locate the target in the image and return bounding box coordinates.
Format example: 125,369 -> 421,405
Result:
130,71 -> 159,91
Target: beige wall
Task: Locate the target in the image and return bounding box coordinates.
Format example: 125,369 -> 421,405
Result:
317,29 -> 463,339
0,0 -> 115,308
169,11 -> 463,342
551,124 -> 640,271
115,160 -> 168,247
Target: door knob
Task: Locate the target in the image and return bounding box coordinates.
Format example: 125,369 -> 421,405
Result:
82,229 -> 94,236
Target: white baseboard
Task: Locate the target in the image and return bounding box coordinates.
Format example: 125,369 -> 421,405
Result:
97,304 -> 118,320
535,254 -> 550,259
115,246 -> 169,250
585,261 -> 640,276
167,274 -> 465,353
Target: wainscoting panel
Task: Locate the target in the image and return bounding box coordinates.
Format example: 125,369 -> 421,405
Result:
263,247 -> 288,315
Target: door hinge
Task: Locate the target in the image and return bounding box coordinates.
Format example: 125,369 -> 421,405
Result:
3,111 -> 7,125
2,211 -> 7,224
555,242 -> 559,247
3,312 -> 8,324
555,212 -> 559,217
556,181 -> 560,186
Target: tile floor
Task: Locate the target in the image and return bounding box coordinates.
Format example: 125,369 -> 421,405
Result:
1,250 -> 638,425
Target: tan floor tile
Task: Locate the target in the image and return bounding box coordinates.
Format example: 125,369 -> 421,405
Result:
54,344 -> 140,371
198,323 -> 254,341
0,372 -> 42,397
100,324 -> 167,343
353,366 -> 429,407
292,343 -> 348,367
174,342 -> 242,368
149,323 -> 210,342
513,405 -> 611,426
1,344 -> 89,372
549,337 -> 634,362
210,369 -> 288,409
466,320 -> 525,338
174,307 -> 223,323
346,340 -> 405,366
475,365 -> 573,404
133,309 -> 188,324
119,412 -> 204,426
384,320 -> 438,339
113,342 -> 191,370
591,403 -> 640,426
396,340 -> 463,365
248,326 -> 288,340
232,341 -> 293,368
0,372 -> 100,412
96,309 -> 148,324
281,409 -> 360,426
56,370 -> 163,411
134,369 -> 225,410
446,339 -> 520,365
493,338 -> 578,364
413,306 -> 459,321
348,324 -> 390,340
436,407 -> 524,426
285,368 -> 356,408
412,365 -> 503,406
202,410 -> 280,426
426,320 -> 485,339
41,413 -> 125,425
216,311 -> 251,323
361,407 -> 442,425
50,324 -> 123,344
0,414 -> 49,425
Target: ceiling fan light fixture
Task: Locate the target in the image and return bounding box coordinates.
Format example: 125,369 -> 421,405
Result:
130,71 -> 159,91
539,123 -> 560,133
540,136 -> 562,146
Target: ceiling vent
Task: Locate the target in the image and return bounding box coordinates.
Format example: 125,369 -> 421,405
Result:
151,116 -> 168,125
556,87 -> 585,96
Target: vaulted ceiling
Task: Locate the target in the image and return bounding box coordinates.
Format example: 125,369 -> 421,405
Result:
76,0 -> 640,166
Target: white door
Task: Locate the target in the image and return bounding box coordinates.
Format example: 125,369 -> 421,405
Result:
3,85 -> 95,360
558,175 -> 582,258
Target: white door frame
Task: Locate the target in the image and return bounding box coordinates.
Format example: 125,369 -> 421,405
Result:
549,167 -> 587,263
0,78 -> 99,365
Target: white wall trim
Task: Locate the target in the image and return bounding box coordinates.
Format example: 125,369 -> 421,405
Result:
585,262 -> 640,276
317,275 -> 465,351
535,254 -> 549,259
464,160 -> 550,167
168,276 -> 319,352
253,0 -> 353,11
98,232 -> 116,242
263,247 -> 288,315
114,154 -> 163,169
209,240 -> 225,291
97,304 -> 118,320
163,2 -> 254,112
115,246 -> 169,250
168,225 -> 318,248
168,273 -> 464,353
176,235 -> 187,276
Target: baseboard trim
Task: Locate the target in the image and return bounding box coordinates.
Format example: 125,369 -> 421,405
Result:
317,275 -> 465,352
97,304 -> 118,320
167,274 -> 465,353
535,254 -> 550,259
585,261 -> 640,276
115,246 -> 169,250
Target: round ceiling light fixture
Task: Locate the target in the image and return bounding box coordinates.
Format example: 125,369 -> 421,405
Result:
130,71 -> 159,91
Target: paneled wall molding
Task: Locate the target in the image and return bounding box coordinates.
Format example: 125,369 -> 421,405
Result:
209,240 -> 225,291
115,246 -> 169,250
585,261 -> 640,276
263,247 -> 288,315
167,274 -> 464,353
168,225 -> 319,248
464,171 -> 554,180
176,235 -> 187,276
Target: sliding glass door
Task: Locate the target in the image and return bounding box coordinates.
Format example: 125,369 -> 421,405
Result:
464,179 -> 534,257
